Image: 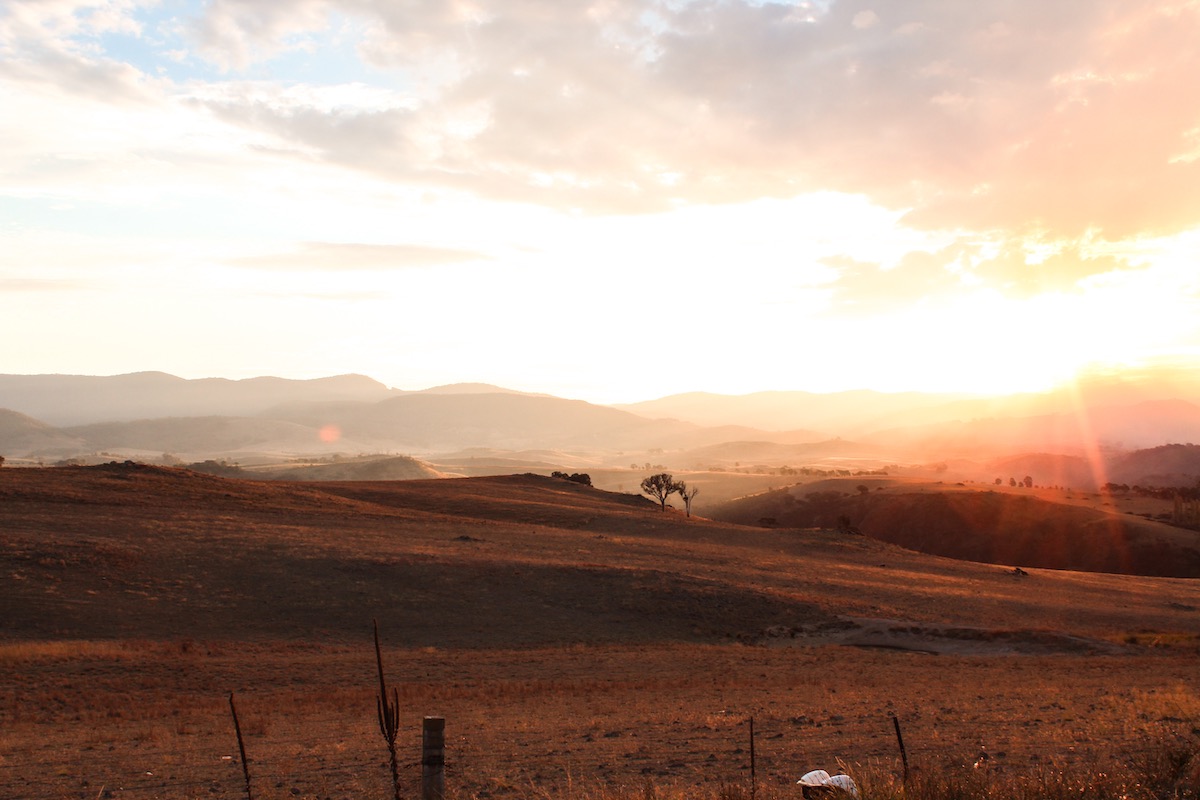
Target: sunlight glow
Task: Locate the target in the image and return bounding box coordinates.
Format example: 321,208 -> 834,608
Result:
2,0 -> 1199,402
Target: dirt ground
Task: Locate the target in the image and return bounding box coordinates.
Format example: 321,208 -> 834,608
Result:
3,640 -> 1199,800
3,466 -> 1200,800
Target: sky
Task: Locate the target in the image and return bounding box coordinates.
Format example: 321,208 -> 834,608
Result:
3,0 -> 1200,404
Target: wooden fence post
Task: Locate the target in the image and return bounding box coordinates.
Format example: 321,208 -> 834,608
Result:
749,715 -> 757,800
423,716 -> 446,800
228,693 -> 253,800
892,715 -> 909,784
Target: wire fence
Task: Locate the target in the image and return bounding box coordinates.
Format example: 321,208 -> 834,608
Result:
0,710 -> 911,800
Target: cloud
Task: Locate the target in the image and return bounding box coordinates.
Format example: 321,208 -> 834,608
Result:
823,237 -> 1145,312
228,241 -> 489,270
165,0 -> 1200,239
0,0 -> 158,101
190,0 -> 334,71
822,249 -> 964,314
9,0 -> 1200,241
969,246 -> 1139,297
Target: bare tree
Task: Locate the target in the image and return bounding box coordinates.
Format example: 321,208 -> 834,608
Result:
641,472 -> 683,511
678,482 -> 700,517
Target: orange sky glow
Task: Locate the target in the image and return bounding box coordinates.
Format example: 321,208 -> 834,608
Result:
2,1 -> 1199,403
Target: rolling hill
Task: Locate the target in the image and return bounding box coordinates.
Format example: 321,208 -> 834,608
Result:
0,371 -> 400,426
708,479 -> 1200,577
3,464 -> 1199,645
0,408 -> 85,456
4,371 -> 1200,479
4,464 -> 1200,800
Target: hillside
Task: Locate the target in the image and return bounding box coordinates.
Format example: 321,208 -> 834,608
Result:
614,388 -> 970,434
4,465 -> 1200,800
709,479 -> 1200,577
263,392 -> 711,452
621,369 -> 1200,445
0,408 -> 84,456
1109,443 -> 1200,486
867,399 -> 1200,458
4,371 -> 1200,472
62,415 -> 370,458
258,455 -> 447,481
4,464 -> 1199,646
0,371 -> 399,426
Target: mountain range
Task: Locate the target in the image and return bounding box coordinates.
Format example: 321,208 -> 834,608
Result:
2,370 -> 1200,488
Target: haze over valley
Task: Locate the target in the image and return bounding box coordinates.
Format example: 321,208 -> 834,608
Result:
4,368 -> 1200,487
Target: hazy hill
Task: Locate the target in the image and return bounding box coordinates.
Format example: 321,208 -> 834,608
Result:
615,389 -> 969,434
0,371 -> 399,426
261,455 -> 447,481
62,415 -> 375,458
671,438 -> 885,469
868,399 -> 1200,459
709,481 -> 1200,577
985,453 -> 1097,489
4,370 -> 1200,468
419,382 -> 543,395
263,392 -> 702,452
1109,443 -> 1200,487
619,370 -> 1200,456
0,409 -> 85,456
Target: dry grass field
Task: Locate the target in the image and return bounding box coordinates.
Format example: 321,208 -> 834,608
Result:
2,464 -> 1199,800
709,477 -> 1200,577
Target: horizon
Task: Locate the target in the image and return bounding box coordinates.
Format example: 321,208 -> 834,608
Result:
4,1 -> 1200,402
3,360 -> 1198,409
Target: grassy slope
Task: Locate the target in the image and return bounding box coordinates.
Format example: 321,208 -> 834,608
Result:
709,478 -> 1200,577
3,464 -> 1199,647
3,465 -> 1200,800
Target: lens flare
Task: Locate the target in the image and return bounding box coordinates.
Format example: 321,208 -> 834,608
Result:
318,424 -> 341,443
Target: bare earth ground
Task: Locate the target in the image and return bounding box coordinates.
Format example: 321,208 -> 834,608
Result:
4,642 -> 1199,800
2,465 -> 1199,800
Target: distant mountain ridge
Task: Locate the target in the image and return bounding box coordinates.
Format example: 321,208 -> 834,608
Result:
2,370 -> 1200,473
0,375 -> 813,462
0,371 -> 399,426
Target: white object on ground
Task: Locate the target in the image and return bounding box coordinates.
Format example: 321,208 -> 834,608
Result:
797,770 -> 860,798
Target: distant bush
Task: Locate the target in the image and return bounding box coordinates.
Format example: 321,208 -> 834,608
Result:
551,471 -> 592,487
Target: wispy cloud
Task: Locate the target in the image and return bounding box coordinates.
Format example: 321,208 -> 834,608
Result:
229,241 -> 489,271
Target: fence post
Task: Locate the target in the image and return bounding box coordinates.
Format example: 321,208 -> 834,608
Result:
423,716 -> 446,800
892,715 -> 909,784
228,693 -> 253,800
749,715 -> 757,800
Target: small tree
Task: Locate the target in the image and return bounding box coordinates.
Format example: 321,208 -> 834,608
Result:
678,482 -> 700,517
1023,475 -> 1033,488
641,472 -> 683,511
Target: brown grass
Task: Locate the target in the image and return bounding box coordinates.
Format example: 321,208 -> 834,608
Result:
708,477 -> 1200,577
2,464 -> 1200,799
